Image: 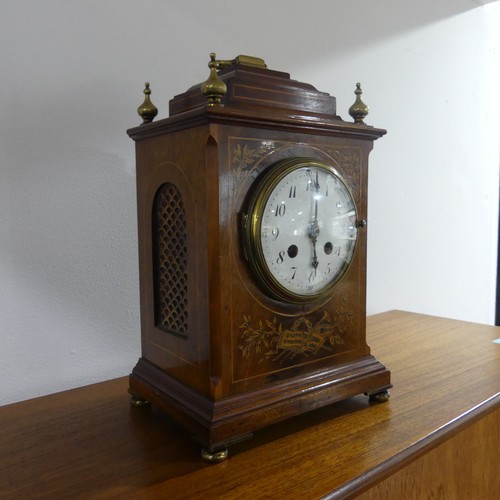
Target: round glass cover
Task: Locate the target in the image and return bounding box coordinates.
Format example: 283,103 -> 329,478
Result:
242,158 -> 358,303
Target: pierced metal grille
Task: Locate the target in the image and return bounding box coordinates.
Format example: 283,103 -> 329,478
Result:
152,183 -> 188,337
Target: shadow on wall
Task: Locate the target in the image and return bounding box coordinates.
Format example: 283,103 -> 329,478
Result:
170,0 -> 489,72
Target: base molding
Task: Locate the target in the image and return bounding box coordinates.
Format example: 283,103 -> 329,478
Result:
129,356 -> 391,451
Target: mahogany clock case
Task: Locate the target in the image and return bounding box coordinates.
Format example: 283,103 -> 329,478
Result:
128,60 -> 391,451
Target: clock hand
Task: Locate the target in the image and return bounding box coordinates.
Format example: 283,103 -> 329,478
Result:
312,241 -> 319,270
308,171 -> 321,271
309,215 -> 320,270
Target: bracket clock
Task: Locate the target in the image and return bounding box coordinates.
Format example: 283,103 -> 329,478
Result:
128,54 -> 391,461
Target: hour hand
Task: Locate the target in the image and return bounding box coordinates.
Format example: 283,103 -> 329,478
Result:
308,221 -> 320,269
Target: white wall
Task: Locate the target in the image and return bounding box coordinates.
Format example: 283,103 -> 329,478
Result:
1,0 -> 499,405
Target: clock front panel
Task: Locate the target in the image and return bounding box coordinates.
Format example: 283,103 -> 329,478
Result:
216,130 -> 373,394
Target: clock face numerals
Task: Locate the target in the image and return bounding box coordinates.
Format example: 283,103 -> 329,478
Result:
242,158 -> 358,303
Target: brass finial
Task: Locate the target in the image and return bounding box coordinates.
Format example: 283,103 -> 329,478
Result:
200,53 -> 229,107
348,83 -> 369,125
137,82 -> 158,124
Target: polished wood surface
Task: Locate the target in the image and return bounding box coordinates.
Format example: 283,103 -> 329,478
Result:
1,311 -> 498,499
357,408 -> 499,499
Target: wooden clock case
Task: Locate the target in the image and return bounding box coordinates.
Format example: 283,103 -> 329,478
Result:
127,57 -> 391,455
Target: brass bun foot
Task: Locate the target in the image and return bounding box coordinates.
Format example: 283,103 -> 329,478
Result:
130,395 -> 150,408
201,447 -> 229,463
368,389 -> 391,403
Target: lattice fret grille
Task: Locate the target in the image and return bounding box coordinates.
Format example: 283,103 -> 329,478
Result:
152,183 -> 188,337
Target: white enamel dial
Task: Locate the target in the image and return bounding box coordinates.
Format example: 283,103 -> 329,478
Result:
242,158 -> 359,303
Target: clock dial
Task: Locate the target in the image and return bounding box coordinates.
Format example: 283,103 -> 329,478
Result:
242,158 -> 358,303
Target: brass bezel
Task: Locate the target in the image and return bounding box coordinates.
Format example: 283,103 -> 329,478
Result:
241,157 -> 358,304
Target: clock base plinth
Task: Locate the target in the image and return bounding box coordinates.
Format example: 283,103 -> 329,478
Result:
129,356 -> 391,454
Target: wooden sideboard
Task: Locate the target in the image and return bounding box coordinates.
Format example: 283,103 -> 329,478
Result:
1,311 -> 498,499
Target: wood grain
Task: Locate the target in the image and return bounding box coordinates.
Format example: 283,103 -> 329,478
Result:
356,408 -> 500,499
0,311 -> 498,499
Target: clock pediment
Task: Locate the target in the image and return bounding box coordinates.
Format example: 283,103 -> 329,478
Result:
169,55 -> 338,119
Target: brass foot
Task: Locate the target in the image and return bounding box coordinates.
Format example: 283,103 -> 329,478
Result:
130,395 -> 150,408
368,389 -> 390,403
201,447 -> 229,463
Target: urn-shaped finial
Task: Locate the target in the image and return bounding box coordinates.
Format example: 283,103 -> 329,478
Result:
348,83 -> 369,125
137,82 -> 158,125
201,53 -> 228,107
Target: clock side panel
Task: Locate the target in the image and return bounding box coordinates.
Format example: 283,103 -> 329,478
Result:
133,127 -> 212,396
216,129 -> 374,396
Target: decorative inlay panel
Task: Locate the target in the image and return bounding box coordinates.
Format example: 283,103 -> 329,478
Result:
238,299 -> 353,364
